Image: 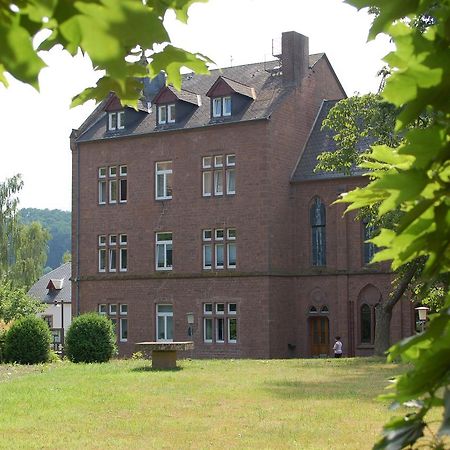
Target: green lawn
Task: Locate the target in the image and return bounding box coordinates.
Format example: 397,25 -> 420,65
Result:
0,358 -> 407,449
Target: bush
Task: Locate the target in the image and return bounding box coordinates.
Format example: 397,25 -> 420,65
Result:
4,316 -> 51,364
66,313 -> 116,363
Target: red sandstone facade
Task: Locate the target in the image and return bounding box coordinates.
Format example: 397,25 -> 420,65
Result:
71,31 -> 415,358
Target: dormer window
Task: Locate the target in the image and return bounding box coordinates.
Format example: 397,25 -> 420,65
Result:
108,111 -> 125,131
158,104 -> 176,125
212,96 -> 232,118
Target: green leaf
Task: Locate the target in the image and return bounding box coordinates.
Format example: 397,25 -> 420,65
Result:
148,45 -> 211,90
373,414 -> 425,450
0,17 -> 46,88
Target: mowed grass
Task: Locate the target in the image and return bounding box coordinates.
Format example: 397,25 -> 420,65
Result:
0,358 -> 407,449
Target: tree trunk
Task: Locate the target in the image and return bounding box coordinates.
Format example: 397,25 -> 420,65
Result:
374,303 -> 393,356
373,261 -> 420,356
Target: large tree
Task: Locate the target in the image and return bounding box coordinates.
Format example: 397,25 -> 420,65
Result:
340,0 -> 450,448
0,176 -> 50,289
0,0 -> 211,107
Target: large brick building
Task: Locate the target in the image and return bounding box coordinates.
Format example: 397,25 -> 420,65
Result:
71,31 -> 415,358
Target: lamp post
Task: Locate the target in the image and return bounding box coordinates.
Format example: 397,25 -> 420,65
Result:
415,306 -> 429,333
54,299 -> 65,351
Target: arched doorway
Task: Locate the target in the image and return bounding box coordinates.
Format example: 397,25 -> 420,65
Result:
309,315 -> 329,357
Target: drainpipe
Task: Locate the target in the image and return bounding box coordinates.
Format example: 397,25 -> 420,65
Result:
76,141 -> 81,316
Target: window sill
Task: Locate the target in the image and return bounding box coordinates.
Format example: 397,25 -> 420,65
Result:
155,197 -> 172,201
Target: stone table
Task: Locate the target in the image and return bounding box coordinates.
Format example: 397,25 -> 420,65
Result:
135,341 -> 194,369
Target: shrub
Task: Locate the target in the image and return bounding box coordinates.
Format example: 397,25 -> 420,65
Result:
66,313 -> 116,363
4,316 -> 51,364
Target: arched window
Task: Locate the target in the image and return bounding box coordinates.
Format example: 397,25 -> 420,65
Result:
362,218 -> 376,265
310,197 -> 326,266
361,304 -> 372,343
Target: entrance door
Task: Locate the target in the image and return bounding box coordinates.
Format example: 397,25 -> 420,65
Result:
309,316 -> 330,357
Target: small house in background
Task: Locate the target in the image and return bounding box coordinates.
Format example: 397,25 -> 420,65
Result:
28,262 -> 72,347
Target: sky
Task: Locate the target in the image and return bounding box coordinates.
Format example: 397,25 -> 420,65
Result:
0,0 -> 392,211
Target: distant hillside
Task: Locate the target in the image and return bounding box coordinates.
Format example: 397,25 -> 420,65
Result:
19,208 -> 71,270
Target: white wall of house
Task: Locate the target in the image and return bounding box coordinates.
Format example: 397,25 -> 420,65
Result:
38,303 -> 72,333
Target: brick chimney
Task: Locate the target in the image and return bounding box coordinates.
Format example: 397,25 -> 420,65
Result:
281,31 -> 309,86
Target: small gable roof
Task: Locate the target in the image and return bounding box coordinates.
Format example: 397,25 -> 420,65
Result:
206,76 -> 256,99
28,262 -> 72,304
291,100 -> 370,182
153,85 -> 201,106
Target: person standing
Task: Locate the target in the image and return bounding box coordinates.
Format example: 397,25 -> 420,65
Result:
333,336 -> 343,358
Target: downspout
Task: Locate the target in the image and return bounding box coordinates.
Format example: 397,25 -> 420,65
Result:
76,141 -> 81,316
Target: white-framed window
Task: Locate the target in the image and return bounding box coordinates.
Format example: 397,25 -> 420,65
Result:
119,165 -> 127,177
98,304 -> 107,315
223,96 -> 232,116
99,248 -> 106,272
227,243 -> 237,268
99,165 -> 127,206
202,171 -> 212,197
109,248 -> 117,272
167,104 -> 176,123
211,96 -> 232,118
214,171 -> 223,195
119,166 -> 127,203
108,112 -> 117,130
109,235 -> 117,246
109,179 -> 117,204
109,111 -> 125,131
203,229 -> 212,241
216,317 -> 225,343
156,304 -> 173,342
226,169 -> 235,195
212,98 -> 222,118
120,234 -> 127,245
155,161 -> 173,200
203,317 -> 213,343
202,302 -> 238,344
158,105 -> 167,124
202,154 -> 236,197
202,156 -> 212,169
156,232 -> 173,270
120,318 -> 128,342
215,229 -> 224,240
228,317 -> 237,343
120,247 -> 127,272
227,228 -> 236,240
120,304 -> 128,315
215,244 -> 224,269
99,180 -> 107,204
109,304 -> 117,315
99,235 -> 106,246
226,154 -> 235,167
203,244 -> 212,270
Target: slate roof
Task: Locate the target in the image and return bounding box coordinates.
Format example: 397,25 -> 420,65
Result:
291,100 -> 371,182
28,262 -> 72,304
76,54 -> 325,143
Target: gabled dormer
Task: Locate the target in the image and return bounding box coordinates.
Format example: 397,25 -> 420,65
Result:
104,95 -> 125,131
153,86 -> 201,127
206,76 -> 256,120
